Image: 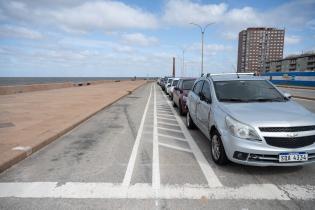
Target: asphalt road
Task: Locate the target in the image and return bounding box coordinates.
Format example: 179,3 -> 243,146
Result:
279,87 -> 315,99
0,83 -> 315,210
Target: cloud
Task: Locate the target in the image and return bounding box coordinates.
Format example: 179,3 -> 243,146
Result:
121,33 -> 159,47
222,32 -> 238,40
0,25 -> 43,39
163,0 -> 227,26
1,1 -> 159,33
285,35 -> 301,45
162,0 -> 315,38
189,43 -> 232,55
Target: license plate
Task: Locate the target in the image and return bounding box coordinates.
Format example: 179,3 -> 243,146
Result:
279,152 -> 308,162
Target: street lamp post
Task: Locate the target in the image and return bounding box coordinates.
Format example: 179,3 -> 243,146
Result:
190,22 -> 214,76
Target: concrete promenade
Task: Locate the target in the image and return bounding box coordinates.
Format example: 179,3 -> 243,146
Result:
0,80 -> 147,172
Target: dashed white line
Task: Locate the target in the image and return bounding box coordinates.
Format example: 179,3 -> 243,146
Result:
157,126 -> 182,133
159,143 -> 192,153
158,133 -> 187,142
157,113 -> 175,118
157,116 -> 177,121
158,121 -> 179,127
122,85 -> 152,187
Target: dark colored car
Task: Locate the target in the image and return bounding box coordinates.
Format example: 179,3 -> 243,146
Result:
172,78 -> 196,115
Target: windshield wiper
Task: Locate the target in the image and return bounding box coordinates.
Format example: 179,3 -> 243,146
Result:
250,98 -> 284,102
220,98 -> 249,102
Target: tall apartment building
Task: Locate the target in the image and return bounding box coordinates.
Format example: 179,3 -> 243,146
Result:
237,27 -> 284,73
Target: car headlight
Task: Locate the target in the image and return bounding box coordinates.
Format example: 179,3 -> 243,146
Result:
225,116 -> 261,141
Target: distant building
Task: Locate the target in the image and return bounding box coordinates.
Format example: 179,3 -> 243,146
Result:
264,52 -> 315,72
237,27 -> 284,73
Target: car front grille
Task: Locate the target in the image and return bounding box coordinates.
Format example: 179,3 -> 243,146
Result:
264,135 -> 315,148
259,125 -> 315,132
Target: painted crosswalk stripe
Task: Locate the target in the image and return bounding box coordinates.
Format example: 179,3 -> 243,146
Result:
159,142 -> 192,153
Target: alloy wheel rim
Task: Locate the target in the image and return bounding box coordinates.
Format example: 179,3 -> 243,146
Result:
211,135 -> 220,160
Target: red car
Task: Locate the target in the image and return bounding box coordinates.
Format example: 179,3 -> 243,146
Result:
172,78 -> 196,115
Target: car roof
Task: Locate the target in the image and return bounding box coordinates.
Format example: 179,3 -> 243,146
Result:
205,74 -> 265,82
179,78 -> 196,81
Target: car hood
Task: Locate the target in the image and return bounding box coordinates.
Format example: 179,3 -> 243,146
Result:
220,101 -> 315,127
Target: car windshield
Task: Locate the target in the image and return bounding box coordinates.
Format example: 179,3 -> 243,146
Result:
167,79 -> 173,84
182,80 -> 195,90
214,80 -> 286,102
172,80 -> 179,86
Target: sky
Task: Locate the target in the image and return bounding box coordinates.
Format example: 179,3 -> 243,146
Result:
0,0 -> 314,77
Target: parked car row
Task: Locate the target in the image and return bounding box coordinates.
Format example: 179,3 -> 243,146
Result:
158,73 -> 315,167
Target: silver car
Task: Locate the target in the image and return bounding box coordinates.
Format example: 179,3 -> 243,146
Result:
186,73 -> 315,166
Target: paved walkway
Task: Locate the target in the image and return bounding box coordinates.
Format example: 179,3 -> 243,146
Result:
0,80 -> 147,172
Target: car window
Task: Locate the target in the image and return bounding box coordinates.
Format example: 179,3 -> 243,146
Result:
182,79 -> 196,90
193,80 -> 204,95
178,80 -> 182,89
201,81 -> 211,101
214,80 -> 285,102
172,80 -> 179,87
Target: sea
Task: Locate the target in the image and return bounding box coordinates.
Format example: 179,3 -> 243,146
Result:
0,77 -> 146,86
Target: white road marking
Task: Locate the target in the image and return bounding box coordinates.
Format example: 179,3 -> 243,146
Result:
157,113 -> 175,117
157,116 -> 177,121
158,109 -> 172,114
152,84 -> 160,190
161,91 -> 223,188
122,85 -> 152,187
2,182 -> 314,200
159,142 -> 192,153
158,133 -> 187,142
157,126 -> 182,133
158,121 -> 179,127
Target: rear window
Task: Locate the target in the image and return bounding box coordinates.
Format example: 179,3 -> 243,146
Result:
172,80 -> 179,86
182,79 -> 196,90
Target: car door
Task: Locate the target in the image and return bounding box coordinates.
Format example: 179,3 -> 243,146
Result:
197,80 -> 212,135
174,80 -> 182,106
188,80 -> 204,122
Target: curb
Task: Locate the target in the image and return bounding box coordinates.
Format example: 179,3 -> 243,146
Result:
292,95 -> 315,101
277,85 -> 315,90
0,81 -> 149,173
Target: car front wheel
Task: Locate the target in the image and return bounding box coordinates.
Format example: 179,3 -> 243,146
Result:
211,130 -> 229,165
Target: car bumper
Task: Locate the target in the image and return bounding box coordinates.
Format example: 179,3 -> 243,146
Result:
221,132 -> 315,166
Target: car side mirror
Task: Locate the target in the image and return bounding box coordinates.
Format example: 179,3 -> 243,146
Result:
283,92 -> 292,99
199,92 -> 205,101
206,97 -> 212,104
174,87 -> 178,91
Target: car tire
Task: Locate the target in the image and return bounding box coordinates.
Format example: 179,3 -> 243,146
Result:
210,130 -> 229,165
186,111 -> 195,129
172,100 -> 177,107
178,100 -> 184,116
